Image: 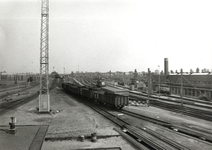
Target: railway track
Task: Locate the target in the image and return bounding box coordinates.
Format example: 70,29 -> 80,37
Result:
140,93 -> 212,109
0,79 -> 58,115
108,84 -> 212,118
169,95 -> 212,105
129,92 -> 212,122
72,78 -> 212,122
130,95 -> 212,122
0,84 -> 39,99
62,79 -> 212,149
90,106 -> 191,150
119,109 -> 212,144
0,92 -> 39,115
115,83 -> 212,107
68,94 -> 191,150
97,83 -> 212,142
0,85 -> 26,93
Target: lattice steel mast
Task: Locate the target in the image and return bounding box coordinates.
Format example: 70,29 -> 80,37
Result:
39,0 -> 50,112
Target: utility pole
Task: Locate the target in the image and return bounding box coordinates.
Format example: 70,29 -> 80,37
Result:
180,69 -> 183,106
147,68 -> 151,107
63,67 -> 66,81
78,65 -> 79,77
158,65 -> 160,98
39,0 -> 50,112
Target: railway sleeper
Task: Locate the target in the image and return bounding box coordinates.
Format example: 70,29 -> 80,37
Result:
125,125 -> 177,150
171,125 -> 212,143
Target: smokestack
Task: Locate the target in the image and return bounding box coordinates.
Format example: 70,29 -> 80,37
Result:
164,58 -> 169,77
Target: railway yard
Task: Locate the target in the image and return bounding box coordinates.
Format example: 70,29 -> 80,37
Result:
2,0 -> 212,149
1,77 -> 212,150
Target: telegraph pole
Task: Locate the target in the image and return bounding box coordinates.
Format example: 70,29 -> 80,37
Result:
180,69 -> 183,106
39,0 -> 50,112
147,68 -> 151,107
158,65 -> 160,98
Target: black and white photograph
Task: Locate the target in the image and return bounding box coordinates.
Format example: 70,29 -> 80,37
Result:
0,0 -> 212,150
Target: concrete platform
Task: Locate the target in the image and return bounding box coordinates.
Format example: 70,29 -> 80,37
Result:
0,125 -> 48,150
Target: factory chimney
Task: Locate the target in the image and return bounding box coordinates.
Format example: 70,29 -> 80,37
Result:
164,58 -> 169,77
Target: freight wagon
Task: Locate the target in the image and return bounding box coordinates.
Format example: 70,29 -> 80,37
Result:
101,86 -> 129,96
62,83 -> 129,109
81,87 -> 101,99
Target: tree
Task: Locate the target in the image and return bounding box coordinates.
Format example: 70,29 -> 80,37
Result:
190,69 -> 194,74
141,71 -> 146,75
170,70 -> 174,73
161,70 -> 164,75
134,69 -> 138,79
196,68 -> 200,73
201,69 -> 204,73
155,69 -> 160,74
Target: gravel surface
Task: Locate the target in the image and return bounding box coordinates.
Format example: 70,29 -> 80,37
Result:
119,105 -> 212,150
124,105 -> 212,130
3,85 -> 212,150
0,85 -> 39,104
0,87 -> 137,150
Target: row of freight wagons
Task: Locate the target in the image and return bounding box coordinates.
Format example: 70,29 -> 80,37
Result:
62,83 -> 129,109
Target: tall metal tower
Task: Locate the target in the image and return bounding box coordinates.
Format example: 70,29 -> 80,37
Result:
39,0 -> 50,112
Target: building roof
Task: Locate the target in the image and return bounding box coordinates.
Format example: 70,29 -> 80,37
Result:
169,73 -> 212,75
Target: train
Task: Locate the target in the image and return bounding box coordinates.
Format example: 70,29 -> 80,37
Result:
62,82 -> 129,109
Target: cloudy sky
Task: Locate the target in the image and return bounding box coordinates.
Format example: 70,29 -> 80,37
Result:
0,0 -> 212,74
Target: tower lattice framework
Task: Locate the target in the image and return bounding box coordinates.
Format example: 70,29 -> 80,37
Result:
40,0 -> 49,95
39,0 -> 50,112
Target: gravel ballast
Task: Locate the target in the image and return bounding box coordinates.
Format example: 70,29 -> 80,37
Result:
0,87 -> 137,150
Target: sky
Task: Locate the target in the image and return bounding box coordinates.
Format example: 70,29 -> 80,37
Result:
0,0 -> 212,74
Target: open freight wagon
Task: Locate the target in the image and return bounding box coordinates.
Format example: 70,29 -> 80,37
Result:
94,86 -> 129,109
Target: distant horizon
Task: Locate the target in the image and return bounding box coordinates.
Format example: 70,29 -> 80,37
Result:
2,67 -> 212,75
1,0 -> 212,74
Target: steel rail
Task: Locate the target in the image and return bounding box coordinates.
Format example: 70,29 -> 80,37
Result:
120,109 -> 212,144
149,100 -> 212,121
114,127 -> 150,150
129,93 -> 212,121
0,84 -> 39,99
0,92 -> 39,115
0,79 -> 57,115
85,102 -> 189,150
